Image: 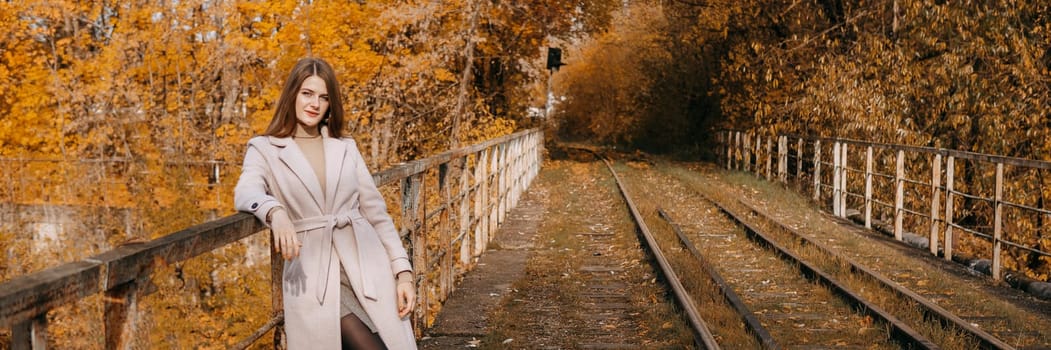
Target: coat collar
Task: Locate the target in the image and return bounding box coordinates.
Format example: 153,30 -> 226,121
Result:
267,126 -> 347,212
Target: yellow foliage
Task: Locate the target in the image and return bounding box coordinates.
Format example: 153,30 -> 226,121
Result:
1,0 -> 604,346
433,68 -> 457,83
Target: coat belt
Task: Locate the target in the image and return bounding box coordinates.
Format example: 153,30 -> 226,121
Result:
292,209 -> 377,304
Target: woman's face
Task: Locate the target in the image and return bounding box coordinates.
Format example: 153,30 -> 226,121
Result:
295,75 -> 329,128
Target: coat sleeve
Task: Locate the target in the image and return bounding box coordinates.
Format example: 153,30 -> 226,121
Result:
349,140 -> 413,276
234,138 -> 283,226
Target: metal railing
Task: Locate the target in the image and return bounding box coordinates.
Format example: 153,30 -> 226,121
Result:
720,130 -> 1051,283
0,129 -> 544,349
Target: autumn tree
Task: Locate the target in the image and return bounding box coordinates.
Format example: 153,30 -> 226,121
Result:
554,2 -> 654,145
698,0 -> 1051,279
554,0 -> 1051,280
1,0 -> 615,347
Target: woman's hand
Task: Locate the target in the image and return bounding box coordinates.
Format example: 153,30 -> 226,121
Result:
269,208 -> 300,260
396,271 -> 416,318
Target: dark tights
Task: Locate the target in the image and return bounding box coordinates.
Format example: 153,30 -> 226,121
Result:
340,314 -> 386,350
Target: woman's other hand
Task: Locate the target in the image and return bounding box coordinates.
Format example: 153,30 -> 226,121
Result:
269,208 -> 300,260
396,271 -> 416,318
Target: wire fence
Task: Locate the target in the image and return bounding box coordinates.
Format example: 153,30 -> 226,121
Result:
720,130 -> 1051,283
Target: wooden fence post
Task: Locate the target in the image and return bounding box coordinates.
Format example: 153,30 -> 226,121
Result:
778,136 -> 787,183
512,139 -> 521,207
488,145 -> 500,243
514,137 -> 524,206
270,232 -> 286,349
814,140 -> 822,201
475,148 -> 490,257
993,162 -> 1004,281
756,133 -> 765,175
756,135 -> 764,177
495,144 -> 505,226
401,173 -> 424,328
728,132 -> 734,170
865,146 -> 873,229
507,141 -> 517,210
732,131 -> 738,170
535,131 -> 543,179
930,154 -> 942,256
505,142 -> 514,222
761,135 -> 766,178
895,149 -> 905,241
776,135 -> 782,182
438,163 -> 452,301
833,142 -> 841,216
460,156 -> 472,267
840,143 -> 849,216
725,132 -> 732,170
537,131 -> 544,177
11,313 -> 46,350
944,156 -> 955,261
766,136 -> 773,181
530,131 -> 538,175
797,138 -> 804,184
498,143 -> 509,225
744,133 -> 751,172
104,281 -> 140,350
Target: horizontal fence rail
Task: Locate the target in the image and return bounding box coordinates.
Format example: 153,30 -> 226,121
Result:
719,130 -> 1051,287
0,129 -> 543,349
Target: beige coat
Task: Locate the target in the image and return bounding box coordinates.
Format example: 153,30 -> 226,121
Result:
234,129 -> 416,349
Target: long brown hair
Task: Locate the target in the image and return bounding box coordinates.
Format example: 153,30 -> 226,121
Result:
263,57 -> 345,138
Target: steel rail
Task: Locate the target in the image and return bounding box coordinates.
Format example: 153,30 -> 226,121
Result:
735,200 -> 1015,350
657,208 -> 779,350
701,193 -> 941,349
599,158 -> 721,350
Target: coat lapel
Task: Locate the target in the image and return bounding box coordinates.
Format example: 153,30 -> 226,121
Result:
322,134 -> 346,211
270,136 -> 325,210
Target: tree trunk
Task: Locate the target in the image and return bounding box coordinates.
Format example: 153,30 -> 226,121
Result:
451,0 -> 481,148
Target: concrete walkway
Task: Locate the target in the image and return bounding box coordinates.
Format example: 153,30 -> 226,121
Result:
418,180 -> 547,348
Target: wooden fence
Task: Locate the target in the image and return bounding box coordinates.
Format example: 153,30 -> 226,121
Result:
719,130 -> 1051,283
0,128 -> 544,349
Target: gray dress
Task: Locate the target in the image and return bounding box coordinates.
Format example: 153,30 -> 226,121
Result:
340,264 -> 377,332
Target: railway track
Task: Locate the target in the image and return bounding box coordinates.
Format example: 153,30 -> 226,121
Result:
661,162 -> 1051,348
597,156 -> 1030,349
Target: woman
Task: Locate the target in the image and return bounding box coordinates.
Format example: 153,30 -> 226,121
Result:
234,57 -> 417,349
